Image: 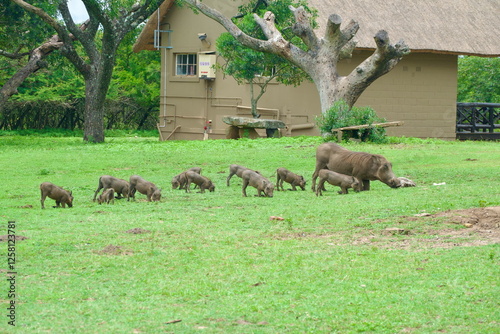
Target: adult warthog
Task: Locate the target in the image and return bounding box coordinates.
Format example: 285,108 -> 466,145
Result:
93,175 -> 130,201
40,182 -> 73,209
312,142 -> 406,191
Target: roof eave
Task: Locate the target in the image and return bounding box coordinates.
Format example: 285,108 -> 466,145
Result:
133,0 -> 175,53
354,47 -> 500,58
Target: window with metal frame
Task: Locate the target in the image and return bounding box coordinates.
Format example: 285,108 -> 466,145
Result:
175,54 -> 197,76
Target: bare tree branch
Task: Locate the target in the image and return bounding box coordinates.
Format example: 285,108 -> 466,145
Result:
289,6 -> 319,52
183,0 -> 311,71
324,15 -> 358,59
0,35 -> 62,107
342,30 -> 410,106
9,0 -> 92,76
184,0 -> 409,112
0,18 -> 92,107
184,0 -> 269,52
0,47 -> 29,59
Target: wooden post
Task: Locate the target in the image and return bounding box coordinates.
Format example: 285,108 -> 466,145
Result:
164,125 -> 181,140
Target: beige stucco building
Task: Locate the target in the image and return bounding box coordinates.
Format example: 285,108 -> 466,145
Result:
134,0 -> 500,140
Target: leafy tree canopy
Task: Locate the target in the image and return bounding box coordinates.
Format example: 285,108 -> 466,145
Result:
0,0 -> 58,87
458,56 -> 500,103
107,28 -> 160,109
0,0 -> 56,50
8,24 -> 160,107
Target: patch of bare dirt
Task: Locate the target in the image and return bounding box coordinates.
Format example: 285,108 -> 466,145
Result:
359,206 -> 500,249
273,207 -> 499,249
234,319 -> 269,326
0,235 -> 28,241
420,206 -> 499,247
125,228 -> 151,234
430,206 -> 500,227
94,244 -> 133,255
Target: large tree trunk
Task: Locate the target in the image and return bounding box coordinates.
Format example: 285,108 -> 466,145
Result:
184,1 -> 410,113
308,66 -> 342,114
82,48 -> 116,142
83,77 -> 105,142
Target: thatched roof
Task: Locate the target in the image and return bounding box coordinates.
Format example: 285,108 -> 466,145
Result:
134,0 -> 500,56
310,0 -> 500,56
133,0 -> 175,53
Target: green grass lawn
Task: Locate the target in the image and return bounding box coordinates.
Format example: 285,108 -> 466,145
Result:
1,134 -> 499,333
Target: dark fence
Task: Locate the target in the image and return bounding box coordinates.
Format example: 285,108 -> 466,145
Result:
0,98 -> 158,131
456,102 -> 500,140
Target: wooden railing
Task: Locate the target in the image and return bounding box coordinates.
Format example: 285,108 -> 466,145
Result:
456,102 -> 500,133
456,103 -> 500,140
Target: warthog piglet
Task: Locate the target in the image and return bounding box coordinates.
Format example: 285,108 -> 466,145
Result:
227,164 -> 259,186
241,170 -> 274,197
98,188 -> 115,204
185,171 -> 215,193
276,167 -> 306,191
129,175 -> 161,202
316,169 -> 360,196
172,167 -> 202,189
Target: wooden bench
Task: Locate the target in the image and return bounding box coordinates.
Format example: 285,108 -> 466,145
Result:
331,121 -> 404,141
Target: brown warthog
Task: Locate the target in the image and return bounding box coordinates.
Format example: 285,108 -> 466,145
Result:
226,164 -> 259,186
129,175 -> 161,202
241,170 -> 274,197
185,171 -> 215,193
276,167 -> 306,191
316,169 -> 360,196
172,167 -> 202,190
312,142 -> 403,191
98,188 -> 115,204
93,175 -> 130,201
40,182 -> 73,209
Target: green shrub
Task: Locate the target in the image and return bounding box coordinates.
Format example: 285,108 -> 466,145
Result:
316,100 -> 388,143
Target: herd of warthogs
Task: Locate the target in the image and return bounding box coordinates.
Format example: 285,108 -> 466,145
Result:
39,143 -> 416,209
